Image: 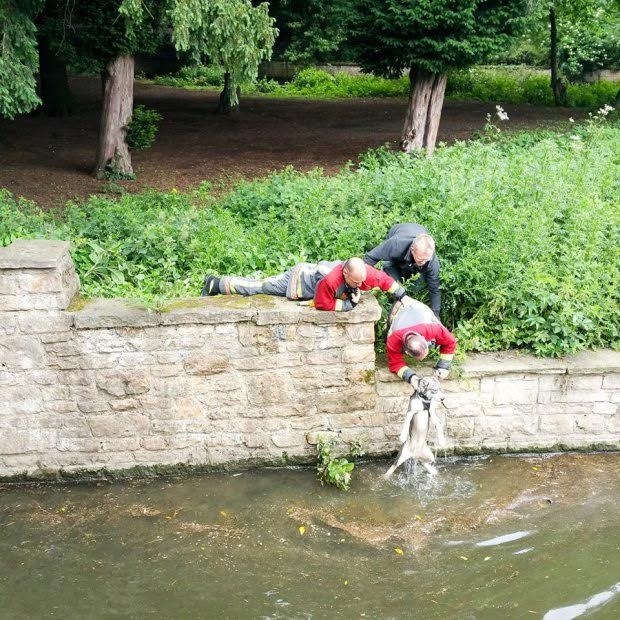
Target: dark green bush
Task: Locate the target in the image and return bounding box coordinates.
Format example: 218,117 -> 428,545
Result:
2,123 -> 618,356
126,105 -> 163,150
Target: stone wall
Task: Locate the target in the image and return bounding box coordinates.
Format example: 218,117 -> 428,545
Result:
1,240 -> 618,479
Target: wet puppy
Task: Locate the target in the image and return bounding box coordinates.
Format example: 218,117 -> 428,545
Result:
385,377 -> 445,478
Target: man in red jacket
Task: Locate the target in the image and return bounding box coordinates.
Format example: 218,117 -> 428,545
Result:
202,257 -> 408,311
386,298 -> 457,388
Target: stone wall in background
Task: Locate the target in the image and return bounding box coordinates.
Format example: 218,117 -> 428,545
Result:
1,240 -> 618,479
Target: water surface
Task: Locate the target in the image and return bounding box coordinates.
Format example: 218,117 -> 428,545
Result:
1,452 -> 618,619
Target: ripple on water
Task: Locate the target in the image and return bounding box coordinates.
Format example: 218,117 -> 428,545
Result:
543,583 -> 620,620
476,530 -> 533,547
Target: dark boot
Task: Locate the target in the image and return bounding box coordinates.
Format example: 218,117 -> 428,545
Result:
201,274 -> 221,296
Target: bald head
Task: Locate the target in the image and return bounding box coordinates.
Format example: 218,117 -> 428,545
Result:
403,332 -> 429,360
411,234 -> 435,267
342,257 -> 367,288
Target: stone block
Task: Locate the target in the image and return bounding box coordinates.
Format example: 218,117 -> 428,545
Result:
538,375 -> 567,391
538,414 -> 575,435
603,374 -> 620,389
574,415 -> 607,433
88,413 -> 150,437
475,414 -> 538,437
550,390 -> 609,404
445,417 -> 475,439
246,371 -> 292,406
611,392 -> 620,404
306,349 -> 342,365
567,375 -> 603,390
493,379 -> 538,405
141,436 -> 167,451
271,431 -> 301,448
184,353 -> 229,376
17,311 -> 73,334
342,344 -> 375,364
0,428 -> 55,454
375,378 -> 413,398
345,323 -> 375,344
592,402 -> 617,415
316,387 -> 376,414
96,370 -> 150,397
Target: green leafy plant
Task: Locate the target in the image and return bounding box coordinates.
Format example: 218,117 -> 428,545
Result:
316,435 -> 355,491
2,122 -> 618,356
126,105 -> 162,150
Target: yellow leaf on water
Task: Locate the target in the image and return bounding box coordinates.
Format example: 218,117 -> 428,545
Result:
344,580 -> 349,586
165,516 -> 171,520
414,515 -> 423,521
532,467 -> 540,471
219,511 -> 227,517
299,526 -> 306,535
484,557 -> 491,561
460,556 -> 468,561
394,548 -> 404,555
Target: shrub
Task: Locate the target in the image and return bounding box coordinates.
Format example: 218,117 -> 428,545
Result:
2,123 -> 619,356
149,63 -> 618,108
126,105 -> 162,150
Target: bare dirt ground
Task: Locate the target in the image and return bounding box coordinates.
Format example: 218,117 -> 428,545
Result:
0,76 -> 582,209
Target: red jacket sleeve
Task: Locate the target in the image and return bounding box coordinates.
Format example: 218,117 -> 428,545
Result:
362,265 -> 405,297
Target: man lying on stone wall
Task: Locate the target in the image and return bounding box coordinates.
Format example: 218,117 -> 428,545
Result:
386,297 -> 457,388
201,257 -> 412,311
364,223 -> 442,318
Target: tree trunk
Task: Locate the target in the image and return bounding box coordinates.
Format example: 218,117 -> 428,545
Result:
216,72 -> 240,115
400,68 -> 447,155
36,7 -> 72,116
94,55 -> 134,179
550,4 -> 567,106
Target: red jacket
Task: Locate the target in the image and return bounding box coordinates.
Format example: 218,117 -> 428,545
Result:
314,263 -> 405,311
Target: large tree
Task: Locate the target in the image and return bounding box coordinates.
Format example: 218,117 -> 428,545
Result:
0,0 -> 43,119
349,0 -> 526,154
123,1 -> 276,116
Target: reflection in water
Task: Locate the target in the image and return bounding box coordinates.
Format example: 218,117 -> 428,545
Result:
543,583 -> 620,620
0,452 -> 618,619
476,530 -> 532,547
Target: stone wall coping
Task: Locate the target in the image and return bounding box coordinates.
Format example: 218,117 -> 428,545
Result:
71,293 -> 382,329
0,239 -> 70,269
376,349 -> 620,381
463,349 -> 620,376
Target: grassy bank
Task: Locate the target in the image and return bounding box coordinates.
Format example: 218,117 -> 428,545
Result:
2,121 -> 619,356
148,65 -> 620,108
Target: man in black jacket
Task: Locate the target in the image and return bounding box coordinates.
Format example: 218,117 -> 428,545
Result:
364,223 -> 441,317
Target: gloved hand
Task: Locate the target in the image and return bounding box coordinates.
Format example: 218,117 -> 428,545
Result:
409,374 -> 420,391
400,295 -> 415,307
435,368 -> 449,380
350,288 -> 361,305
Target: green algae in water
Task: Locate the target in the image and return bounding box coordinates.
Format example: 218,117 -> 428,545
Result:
1,452 -> 619,619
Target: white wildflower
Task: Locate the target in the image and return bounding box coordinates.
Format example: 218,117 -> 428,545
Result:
569,117 -> 575,123
495,105 -> 509,121
570,135 -> 581,140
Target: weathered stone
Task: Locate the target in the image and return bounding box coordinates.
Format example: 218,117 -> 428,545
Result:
475,414 -> 538,437
493,379 -> 538,405
603,373 -> 620,389
592,402 -> 617,415
246,372 -> 292,406
271,431 -> 300,448
550,390 -> 609,404
306,348 -> 342,365
345,323 -> 375,344
567,375 -> 603,390
538,414 -> 575,435
88,413 -> 150,437
184,353 -> 229,376
342,344 -> 375,364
